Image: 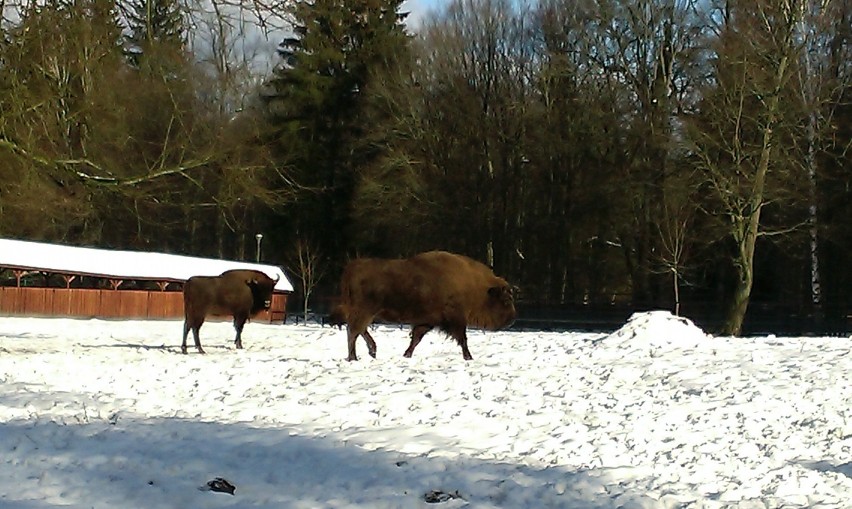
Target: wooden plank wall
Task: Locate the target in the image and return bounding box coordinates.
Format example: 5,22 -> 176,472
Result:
0,288 -> 288,323
264,294 -> 289,323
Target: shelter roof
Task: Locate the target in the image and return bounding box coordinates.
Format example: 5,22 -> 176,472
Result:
0,238 -> 293,292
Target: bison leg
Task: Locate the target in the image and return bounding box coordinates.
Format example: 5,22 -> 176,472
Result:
233,315 -> 248,349
448,325 -> 473,361
362,330 -> 378,358
346,327 -> 361,361
192,326 -> 206,354
183,318 -> 206,354
181,321 -> 190,354
403,325 -> 433,358
345,313 -> 373,361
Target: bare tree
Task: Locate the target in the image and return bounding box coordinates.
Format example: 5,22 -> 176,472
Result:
688,0 -> 820,335
793,0 -> 849,326
289,238 -> 326,323
653,170 -> 699,316
418,0 -> 535,271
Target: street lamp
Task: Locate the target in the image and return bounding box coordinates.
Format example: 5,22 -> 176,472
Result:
255,233 -> 263,262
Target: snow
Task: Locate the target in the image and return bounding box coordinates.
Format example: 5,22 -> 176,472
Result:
1,311 -> 850,508
0,238 -> 294,292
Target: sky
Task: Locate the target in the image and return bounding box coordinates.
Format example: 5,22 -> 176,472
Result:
1,311 -> 850,508
403,0 -> 447,27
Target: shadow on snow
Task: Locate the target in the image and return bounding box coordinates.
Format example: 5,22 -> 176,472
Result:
0,416 -> 644,509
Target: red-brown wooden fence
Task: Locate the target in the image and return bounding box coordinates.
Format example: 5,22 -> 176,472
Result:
0,287 -> 288,323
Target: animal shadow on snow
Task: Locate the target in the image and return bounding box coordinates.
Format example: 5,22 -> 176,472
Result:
1,417 -> 645,508
85,338 -> 236,353
96,342 -> 177,352
2,333 -> 56,340
0,333 -> 59,354
800,460 -> 852,479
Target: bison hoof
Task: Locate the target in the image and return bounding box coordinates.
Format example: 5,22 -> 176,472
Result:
463,354 -> 473,361
403,351 -> 413,358
368,351 -> 377,359
346,355 -> 358,362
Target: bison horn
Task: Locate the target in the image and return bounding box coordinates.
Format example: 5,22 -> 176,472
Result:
274,274 -> 280,283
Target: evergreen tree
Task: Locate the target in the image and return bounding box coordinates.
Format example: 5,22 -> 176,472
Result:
264,0 -> 411,266
123,0 -> 186,66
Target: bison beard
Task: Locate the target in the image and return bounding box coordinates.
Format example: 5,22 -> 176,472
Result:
181,269 -> 278,354
334,251 -> 516,361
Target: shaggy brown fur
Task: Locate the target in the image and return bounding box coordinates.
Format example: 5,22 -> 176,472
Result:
334,251 -> 516,361
182,269 -> 278,354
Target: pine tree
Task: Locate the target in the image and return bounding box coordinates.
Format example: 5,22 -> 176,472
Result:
264,0 -> 411,262
123,0 -> 186,66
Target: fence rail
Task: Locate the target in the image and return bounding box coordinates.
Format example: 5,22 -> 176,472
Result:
509,303 -> 851,336
0,287 -> 288,323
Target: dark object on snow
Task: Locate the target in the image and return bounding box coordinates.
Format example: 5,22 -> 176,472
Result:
424,489 -> 463,503
203,477 -> 236,495
332,251 -> 516,361
182,269 -> 278,354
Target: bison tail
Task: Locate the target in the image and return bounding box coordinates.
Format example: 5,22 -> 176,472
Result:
327,304 -> 347,328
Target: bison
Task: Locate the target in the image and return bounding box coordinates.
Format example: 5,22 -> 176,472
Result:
332,251 -> 516,361
181,269 -> 278,354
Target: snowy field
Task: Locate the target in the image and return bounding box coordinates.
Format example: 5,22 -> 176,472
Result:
0,311 -> 850,508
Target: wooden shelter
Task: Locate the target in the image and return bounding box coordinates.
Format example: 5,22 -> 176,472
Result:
0,239 -> 293,322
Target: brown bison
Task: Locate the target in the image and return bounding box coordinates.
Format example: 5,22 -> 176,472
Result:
181,269 -> 278,354
332,251 -> 516,361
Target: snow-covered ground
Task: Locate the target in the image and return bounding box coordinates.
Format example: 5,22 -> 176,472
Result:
1,311 -> 850,508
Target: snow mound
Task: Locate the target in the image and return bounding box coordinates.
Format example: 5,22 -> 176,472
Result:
606,310 -> 709,349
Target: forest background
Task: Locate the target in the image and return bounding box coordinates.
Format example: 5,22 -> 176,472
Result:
0,0 -> 849,335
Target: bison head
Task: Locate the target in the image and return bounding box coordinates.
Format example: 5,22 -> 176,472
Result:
247,274 -> 278,314
485,283 -> 516,329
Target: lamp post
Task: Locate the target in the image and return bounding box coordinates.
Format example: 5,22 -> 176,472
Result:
255,233 -> 263,262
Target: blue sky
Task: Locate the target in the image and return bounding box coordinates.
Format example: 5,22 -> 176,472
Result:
402,0 -> 449,26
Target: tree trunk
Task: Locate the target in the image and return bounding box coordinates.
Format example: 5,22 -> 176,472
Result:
725,229 -> 755,335
724,74 -> 786,335
723,128 -> 770,335
303,290 -> 311,323
672,269 -> 680,316
803,36 -> 823,327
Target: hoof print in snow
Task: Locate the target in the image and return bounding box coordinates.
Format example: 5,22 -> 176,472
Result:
200,477 -> 236,495
424,489 -> 463,503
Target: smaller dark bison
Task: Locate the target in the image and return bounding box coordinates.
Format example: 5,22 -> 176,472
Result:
332,251 -> 516,361
182,269 -> 278,354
